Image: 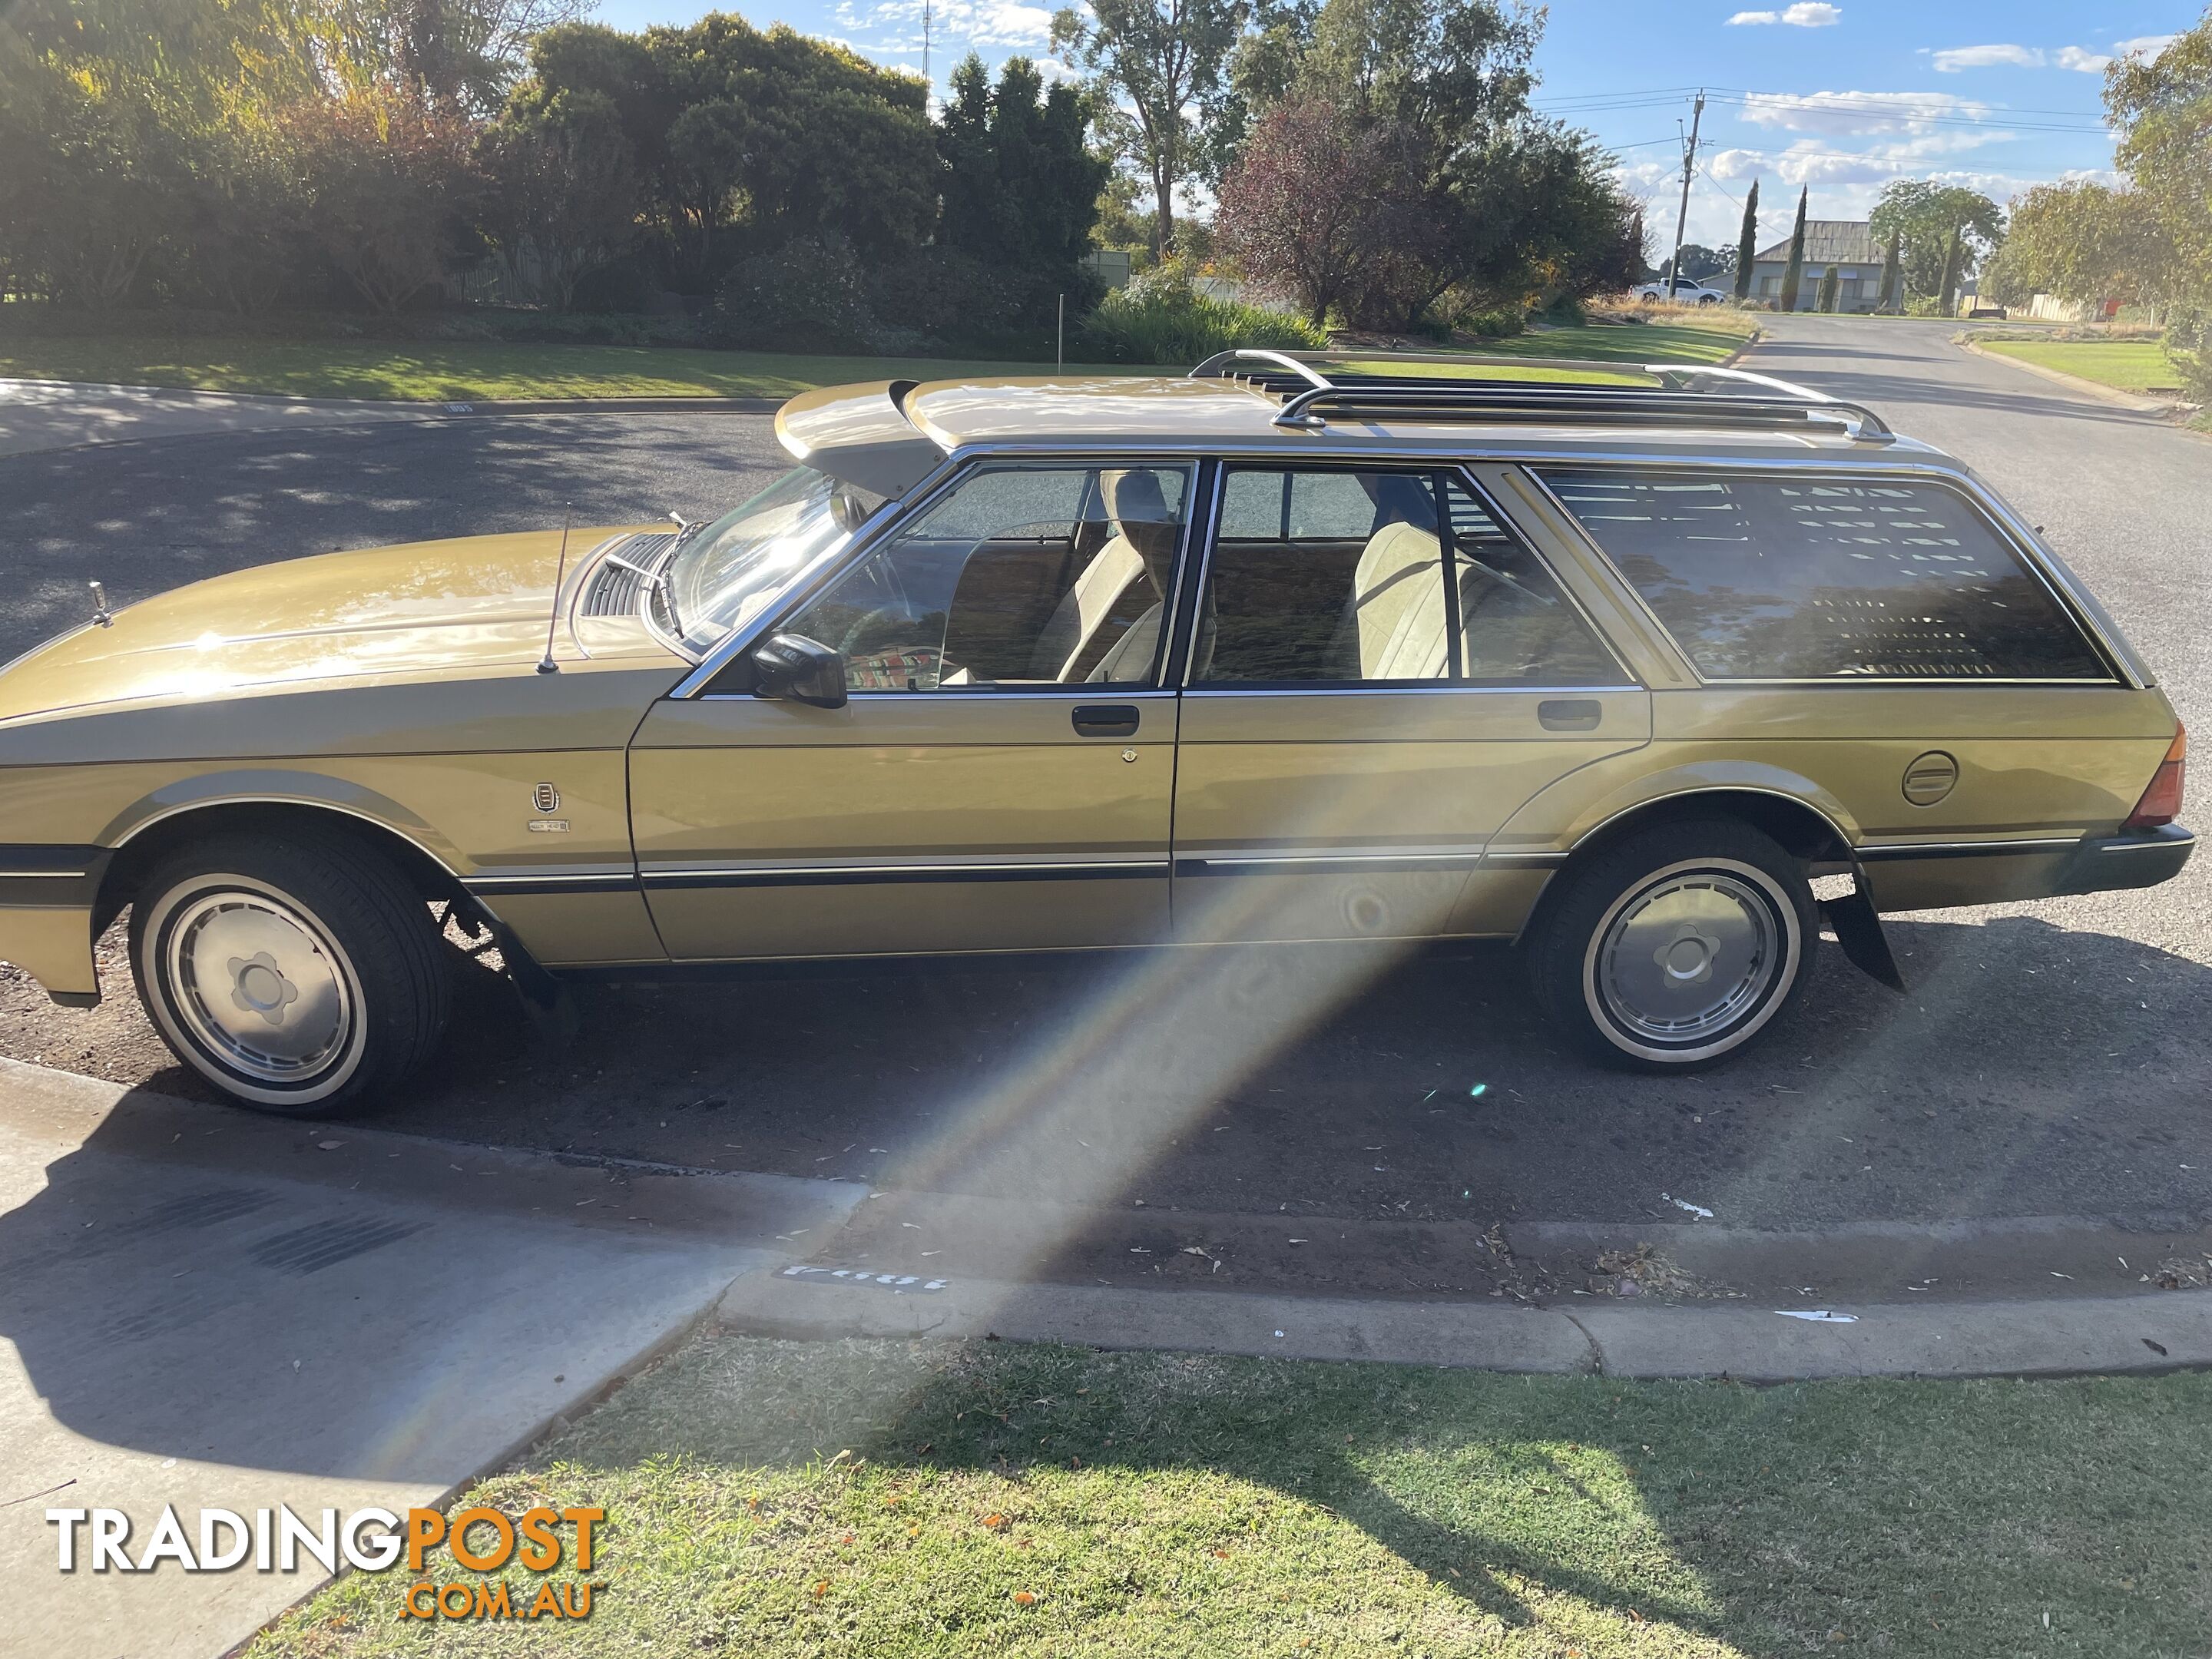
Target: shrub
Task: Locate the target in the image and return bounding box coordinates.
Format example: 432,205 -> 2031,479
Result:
713,236 -> 875,351
1075,266 -> 1326,366
1455,307 -> 1526,339
865,247 -> 1024,349
2165,307 -> 2212,404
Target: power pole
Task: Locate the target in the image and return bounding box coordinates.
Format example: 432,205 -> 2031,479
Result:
922,0 -> 932,114
1667,88 -> 1705,297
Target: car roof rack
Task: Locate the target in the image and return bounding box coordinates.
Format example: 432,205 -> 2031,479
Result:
1187,348 -> 1895,442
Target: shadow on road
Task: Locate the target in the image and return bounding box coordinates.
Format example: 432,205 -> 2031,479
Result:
0,412 -> 786,659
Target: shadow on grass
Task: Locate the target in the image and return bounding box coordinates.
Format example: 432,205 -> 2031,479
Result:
248,1328 -> 2212,1657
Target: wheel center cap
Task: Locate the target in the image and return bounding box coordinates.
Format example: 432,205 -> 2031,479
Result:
228,952 -> 300,1025
1654,926 -> 1719,988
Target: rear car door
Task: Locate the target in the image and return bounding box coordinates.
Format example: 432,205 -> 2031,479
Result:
1170,463 -> 1651,943
629,461 -> 1194,960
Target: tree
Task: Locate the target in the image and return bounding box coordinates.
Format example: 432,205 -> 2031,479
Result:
1662,244 -> 1733,284
1936,226 -> 1963,313
1214,96 -> 1400,324
476,87 -> 640,310
285,95 -> 479,315
1209,0 -> 1625,329
1998,180 -> 2177,312
1052,0 -> 1247,259
1816,263 -> 1839,312
1778,186 -> 1806,311
1868,180 -> 2004,300
938,55 -> 1110,284
1733,179 -> 1758,301
1879,227 -> 1901,313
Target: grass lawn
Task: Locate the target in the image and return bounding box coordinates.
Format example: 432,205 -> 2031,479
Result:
1479,312 -> 1759,366
0,312 -> 1755,403
250,1333 -> 2212,1658
1978,339 -> 2186,396
0,337 -> 1173,402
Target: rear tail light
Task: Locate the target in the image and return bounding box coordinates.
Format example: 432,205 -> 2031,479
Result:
2124,723 -> 2187,830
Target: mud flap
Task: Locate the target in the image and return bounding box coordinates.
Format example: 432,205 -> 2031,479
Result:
1820,871 -> 1905,992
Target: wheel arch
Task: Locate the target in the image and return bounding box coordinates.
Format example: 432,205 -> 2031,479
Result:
1513,784 -> 1855,946
96,796 -> 471,937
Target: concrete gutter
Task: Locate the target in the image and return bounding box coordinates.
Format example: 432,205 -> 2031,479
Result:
717,1261 -> 2212,1382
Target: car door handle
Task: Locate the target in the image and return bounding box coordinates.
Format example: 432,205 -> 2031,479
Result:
1072,704 -> 1141,738
1538,698 -> 1602,731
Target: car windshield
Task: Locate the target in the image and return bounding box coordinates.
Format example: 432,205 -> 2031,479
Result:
666,466 -> 886,653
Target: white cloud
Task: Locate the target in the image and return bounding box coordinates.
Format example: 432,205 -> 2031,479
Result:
1727,3 -> 1840,25
1739,88 -> 1995,137
1930,44 -> 2043,71
841,0 -> 1058,57
1932,40 -> 2148,74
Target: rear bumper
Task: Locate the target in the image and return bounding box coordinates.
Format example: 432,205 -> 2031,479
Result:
2055,823 -> 2196,895
1859,824 -> 2193,912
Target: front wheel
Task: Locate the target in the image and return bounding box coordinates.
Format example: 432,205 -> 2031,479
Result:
129,831 -> 451,1115
1529,820 -> 1816,1070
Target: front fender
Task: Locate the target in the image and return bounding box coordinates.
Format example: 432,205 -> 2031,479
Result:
98,767 -> 469,876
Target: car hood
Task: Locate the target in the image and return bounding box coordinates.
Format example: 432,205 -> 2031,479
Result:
0,528 -> 658,724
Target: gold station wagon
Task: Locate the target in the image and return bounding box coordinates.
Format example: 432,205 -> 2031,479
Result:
0,353 -> 2191,1112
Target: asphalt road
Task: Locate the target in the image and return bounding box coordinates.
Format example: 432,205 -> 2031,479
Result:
3,326 -> 2210,1296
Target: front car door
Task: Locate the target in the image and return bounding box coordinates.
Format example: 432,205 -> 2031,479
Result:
1171,462 -> 1651,943
629,459 -> 1197,961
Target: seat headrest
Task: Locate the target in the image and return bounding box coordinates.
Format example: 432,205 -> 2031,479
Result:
1100,469 -> 1177,528
1099,469 -> 1180,598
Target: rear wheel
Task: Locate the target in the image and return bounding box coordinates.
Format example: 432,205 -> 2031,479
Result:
1530,819 -> 1816,1070
129,830 -> 450,1115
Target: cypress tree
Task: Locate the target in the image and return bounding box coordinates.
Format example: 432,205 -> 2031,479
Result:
1817,264 -> 1839,311
1733,179 -> 1759,300
1879,227 -> 1902,312
1937,226 -> 1964,314
1779,186 -> 1808,311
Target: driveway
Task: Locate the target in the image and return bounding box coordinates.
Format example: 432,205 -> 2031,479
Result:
3,333 -> 2210,1301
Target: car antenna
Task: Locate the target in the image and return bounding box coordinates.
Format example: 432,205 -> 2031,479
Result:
537,502 -> 571,676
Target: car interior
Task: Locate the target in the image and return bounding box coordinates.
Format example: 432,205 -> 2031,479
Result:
796,463 -> 1619,693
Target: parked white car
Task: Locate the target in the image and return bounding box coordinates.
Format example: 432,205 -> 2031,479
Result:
1632,277 -> 1729,305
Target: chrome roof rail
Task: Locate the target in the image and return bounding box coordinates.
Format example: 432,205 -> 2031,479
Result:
1188,348 -> 1335,391
1190,349 -> 1895,442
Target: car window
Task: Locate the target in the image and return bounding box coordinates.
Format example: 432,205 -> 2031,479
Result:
1538,469 -> 2110,681
1193,467 -> 1624,687
780,463 -> 1191,691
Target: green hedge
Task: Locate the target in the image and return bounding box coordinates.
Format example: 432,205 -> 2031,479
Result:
1075,276 -> 1326,366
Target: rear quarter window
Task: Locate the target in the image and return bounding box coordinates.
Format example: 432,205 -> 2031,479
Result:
1535,469 -> 2110,681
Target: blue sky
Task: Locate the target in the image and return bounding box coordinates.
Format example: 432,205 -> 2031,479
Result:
591,0 -> 2194,249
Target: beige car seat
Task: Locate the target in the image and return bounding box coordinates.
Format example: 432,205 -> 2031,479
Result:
1346,521 -> 1451,679
1027,469 -> 1179,680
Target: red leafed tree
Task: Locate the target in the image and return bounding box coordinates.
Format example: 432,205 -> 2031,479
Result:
1215,97 -> 1399,329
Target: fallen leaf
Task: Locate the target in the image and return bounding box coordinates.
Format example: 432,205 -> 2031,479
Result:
812,1580 -> 829,1598
1013,1591 -> 1038,1606
982,1513 -> 1007,1529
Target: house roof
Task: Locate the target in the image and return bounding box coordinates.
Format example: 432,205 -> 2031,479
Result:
1755,219 -> 1883,267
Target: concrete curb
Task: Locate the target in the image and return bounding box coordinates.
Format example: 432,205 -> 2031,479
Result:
717,1263 -> 2212,1382
1953,336 -> 2183,415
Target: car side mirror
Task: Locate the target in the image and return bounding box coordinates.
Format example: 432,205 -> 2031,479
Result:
750,632 -> 848,709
